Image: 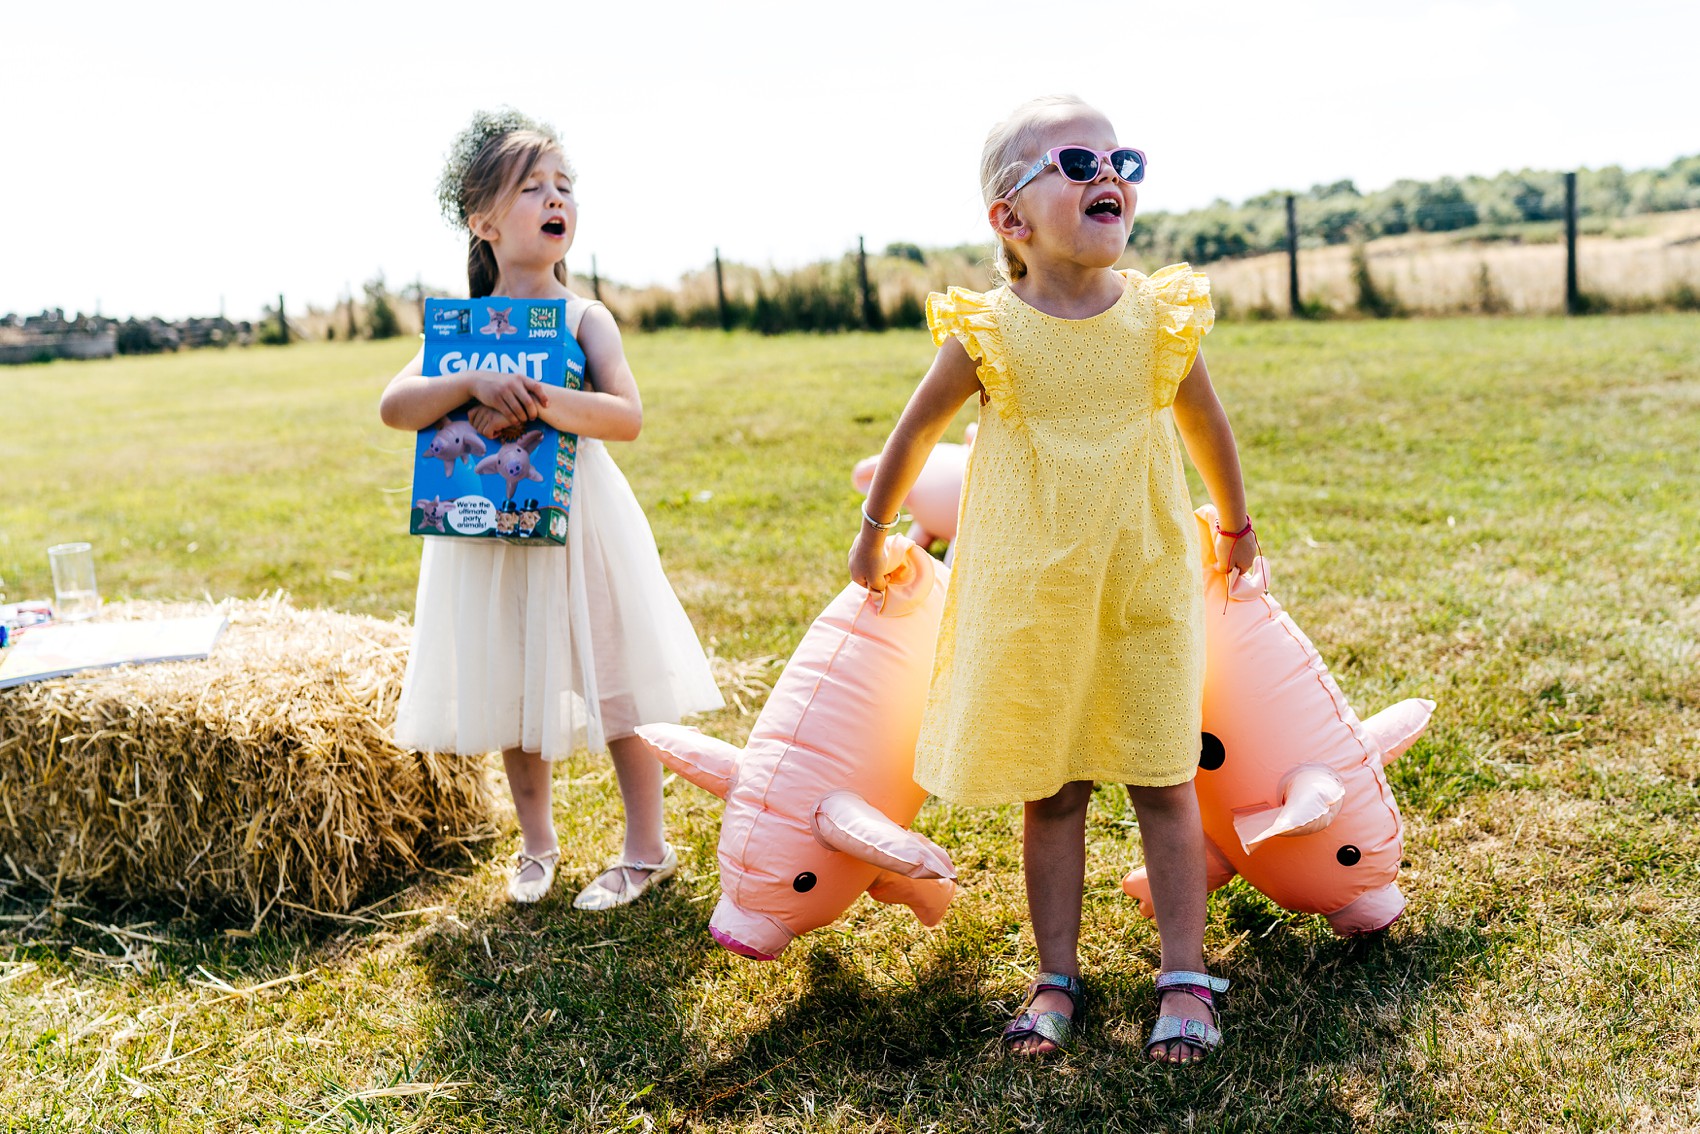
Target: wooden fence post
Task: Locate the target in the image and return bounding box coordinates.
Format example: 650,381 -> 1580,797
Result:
1286,194 -> 1301,317
1564,171 -> 1581,315
590,256 -> 603,303
714,248 -> 730,331
277,293 -> 289,345
858,235 -> 880,330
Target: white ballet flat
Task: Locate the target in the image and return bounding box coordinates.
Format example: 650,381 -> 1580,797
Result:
571,844 -> 678,911
507,846 -> 561,904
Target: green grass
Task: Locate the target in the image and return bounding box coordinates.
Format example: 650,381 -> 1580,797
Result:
2,318 -> 1698,1131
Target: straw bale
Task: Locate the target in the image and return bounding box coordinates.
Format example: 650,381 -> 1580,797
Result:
0,596 -> 498,926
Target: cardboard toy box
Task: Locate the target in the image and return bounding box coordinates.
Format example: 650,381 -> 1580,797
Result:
409,297 -> 586,545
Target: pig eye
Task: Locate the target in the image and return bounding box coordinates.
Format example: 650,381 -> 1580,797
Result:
1336,845 -> 1361,866
792,872 -> 817,893
1199,732 -> 1224,771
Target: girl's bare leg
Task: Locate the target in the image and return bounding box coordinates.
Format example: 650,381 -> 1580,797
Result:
570,735 -> 679,908
503,746 -> 557,886
609,733 -> 668,866
1012,780 -> 1093,1055
1126,781 -> 1213,1063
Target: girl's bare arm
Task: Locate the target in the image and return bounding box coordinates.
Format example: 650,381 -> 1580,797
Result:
849,337 -> 982,591
1171,351 -> 1256,573
532,305 -> 644,442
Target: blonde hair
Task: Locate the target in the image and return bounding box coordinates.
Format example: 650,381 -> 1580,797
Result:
979,94 -> 1100,283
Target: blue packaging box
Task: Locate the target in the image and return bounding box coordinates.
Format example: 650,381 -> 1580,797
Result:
409,297 -> 585,544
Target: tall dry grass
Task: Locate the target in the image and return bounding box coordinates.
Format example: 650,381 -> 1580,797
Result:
1187,208 -> 1700,317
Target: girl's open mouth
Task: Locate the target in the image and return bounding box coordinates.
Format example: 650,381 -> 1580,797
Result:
1085,197 -> 1122,217
542,218 -> 567,236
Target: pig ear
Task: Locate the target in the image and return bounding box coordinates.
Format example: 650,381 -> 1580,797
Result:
521,430 -> 544,450
1362,699 -> 1436,765
1231,764 -> 1345,854
635,724 -> 738,799
432,416 -> 451,431
474,455 -> 498,475
811,790 -> 955,880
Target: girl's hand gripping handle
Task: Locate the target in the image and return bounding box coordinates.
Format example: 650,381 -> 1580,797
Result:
1212,513 -> 1259,579
848,521 -> 895,595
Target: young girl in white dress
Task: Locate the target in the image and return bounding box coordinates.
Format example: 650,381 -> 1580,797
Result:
379,109 -> 723,908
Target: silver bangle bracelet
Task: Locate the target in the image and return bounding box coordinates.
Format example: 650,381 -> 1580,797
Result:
861,506 -> 901,532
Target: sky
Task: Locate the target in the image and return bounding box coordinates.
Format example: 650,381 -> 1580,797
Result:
5,0 -> 1696,322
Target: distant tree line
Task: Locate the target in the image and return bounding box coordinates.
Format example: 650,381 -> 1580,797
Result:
1129,154 -> 1700,265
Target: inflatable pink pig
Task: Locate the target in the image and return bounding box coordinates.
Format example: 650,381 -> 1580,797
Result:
1122,507 -> 1435,936
475,430 -> 545,501
638,537 -> 956,960
852,424 -> 976,551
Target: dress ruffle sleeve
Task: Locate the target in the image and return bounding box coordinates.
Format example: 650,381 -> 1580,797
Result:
927,287 -> 1017,422
1144,264 -> 1215,407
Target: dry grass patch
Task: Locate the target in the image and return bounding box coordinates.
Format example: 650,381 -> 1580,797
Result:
1201,209 -> 1700,316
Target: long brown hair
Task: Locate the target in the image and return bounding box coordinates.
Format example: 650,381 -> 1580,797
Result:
457,130 -> 576,298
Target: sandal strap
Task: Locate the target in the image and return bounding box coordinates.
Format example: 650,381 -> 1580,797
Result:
1154,970 -> 1229,995
1025,971 -> 1085,1012
1145,1014 -> 1222,1054
1002,1009 -> 1073,1050
608,843 -> 676,873
609,858 -> 667,873
513,847 -> 561,869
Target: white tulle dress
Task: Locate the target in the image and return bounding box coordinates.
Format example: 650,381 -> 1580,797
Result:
393,299 -> 722,760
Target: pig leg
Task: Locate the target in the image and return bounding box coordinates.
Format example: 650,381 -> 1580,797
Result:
866,871 -> 955,927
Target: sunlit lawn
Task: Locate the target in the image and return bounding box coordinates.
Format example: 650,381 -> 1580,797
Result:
2,316 -> 1697,1131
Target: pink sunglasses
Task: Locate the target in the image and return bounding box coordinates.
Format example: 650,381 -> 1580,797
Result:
1004,145 -> 1146,200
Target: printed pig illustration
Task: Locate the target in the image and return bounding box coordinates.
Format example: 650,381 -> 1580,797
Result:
415,496 -> 456,533
638,537 -> 956,960
1122,507 -> 1435,936
475,430 -> 545,501
852,424 -> 976,555
422,417 -> 487,476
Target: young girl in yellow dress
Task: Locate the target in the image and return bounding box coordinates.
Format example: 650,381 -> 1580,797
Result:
849,94 -> 1257,1062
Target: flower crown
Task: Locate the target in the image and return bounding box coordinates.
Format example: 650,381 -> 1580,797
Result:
435,107 -> 562,229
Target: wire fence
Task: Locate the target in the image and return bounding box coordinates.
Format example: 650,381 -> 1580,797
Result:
13,163 -> 1695,362
589,159 -> 1700,330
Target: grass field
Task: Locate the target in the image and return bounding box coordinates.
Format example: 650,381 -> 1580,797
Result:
2,317 -> 1698,1132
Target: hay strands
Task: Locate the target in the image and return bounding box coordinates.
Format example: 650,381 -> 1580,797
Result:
0,595 -> 498,926
188,964 -> 318,1002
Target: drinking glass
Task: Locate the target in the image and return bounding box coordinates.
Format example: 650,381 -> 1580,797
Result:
48,542 -> 100,622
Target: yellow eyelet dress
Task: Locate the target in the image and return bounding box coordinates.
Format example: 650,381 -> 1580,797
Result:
916,265 -> 1215,804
